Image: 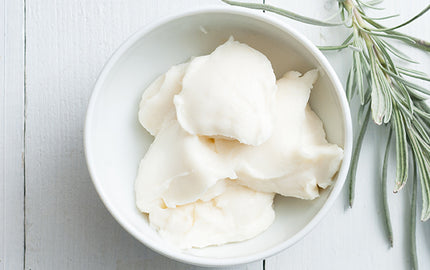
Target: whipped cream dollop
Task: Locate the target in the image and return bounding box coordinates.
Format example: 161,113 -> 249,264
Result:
135,37 -> 343,249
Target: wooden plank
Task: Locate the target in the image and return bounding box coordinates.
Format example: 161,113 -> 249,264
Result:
23,0 -> 430,268
24,0 -> 261,269
264,0 -> 430,269
0,0 -> 25,269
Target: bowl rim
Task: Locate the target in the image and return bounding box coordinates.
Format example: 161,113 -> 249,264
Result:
84,6 -> 353,267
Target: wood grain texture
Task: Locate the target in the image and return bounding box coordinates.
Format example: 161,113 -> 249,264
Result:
0,0 -> 25,269
16,0 -> 430,269
24,0 -> 260,269
264,0 -> 430,269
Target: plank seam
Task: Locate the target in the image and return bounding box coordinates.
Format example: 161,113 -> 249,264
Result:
23,0 -> 27,269
2,0 -> 6,267
262,0 -> 266,268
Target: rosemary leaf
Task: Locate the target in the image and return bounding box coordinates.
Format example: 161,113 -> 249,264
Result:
355,51 -> 367,104
373,38 -> 397,70
398,68 -> 430,82
361,14 -> 399,21
346,67 -> 355,101
342,33 -> 354,45
414,105 -> 430,120
357,0 -> 385,10
410,157 -> 418,270
349,106 -> 371,207
381,128 -> 393,247
378,39 -> 418,64
361,28 -> 417,44
412,118 -> 430,143
391,82 -> 414,117
398,67 -> 429,78
364,19 -> 430,52
369,50 -> 386,124
221,0 -> 343,26
358,101 -> 368,125
365,0 -> 384,6
379,75 -> 393,123
381,67 -> 430,97
408,130 -> 430,221
416,117 -> 430,141
318,43 -> 352,50
393,107 -> 408,192
372,4 -> 430,32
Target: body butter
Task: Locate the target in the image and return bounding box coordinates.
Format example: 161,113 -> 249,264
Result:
135,37 -> 343,249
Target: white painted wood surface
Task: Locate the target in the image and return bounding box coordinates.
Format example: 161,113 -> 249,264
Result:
1,0 -> 25,269
1,0 -> 429,269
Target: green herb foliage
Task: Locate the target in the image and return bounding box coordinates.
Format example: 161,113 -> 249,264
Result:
223,0 -> 429,267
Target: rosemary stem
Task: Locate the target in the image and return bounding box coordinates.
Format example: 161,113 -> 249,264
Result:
343,0 -> 367,29
346,1 -> 388,69
349,106 -> 371,207
381,128 -> 393,247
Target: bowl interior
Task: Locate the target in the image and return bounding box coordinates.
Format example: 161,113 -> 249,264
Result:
86,9 -> 349,265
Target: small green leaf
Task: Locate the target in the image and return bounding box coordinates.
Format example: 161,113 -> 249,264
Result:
357,0 -> 385,10
398,67 -> 429,77
362,14 -> 400,21
381,66 -> 430,97
358,25 -> 417,43
346,67 -> 355,101
369,50 -> 386,124
371,4 -> 430,32
318,43 -> 352,50
354,52 -> 366,104
365,0 -> 385,6
398,67 -> 430,82
379,39 -> 418,64
414,105 -> 430,120
342,33 -> 354,45
410,158 -> 418,270
364,19 -> 430,52
382,128 -> 394,247
409,130 -> 430,221
393,107 -> 409,192
349,106 -> 371,207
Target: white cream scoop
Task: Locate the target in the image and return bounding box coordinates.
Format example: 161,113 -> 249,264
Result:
174,37 -> 277,146
214,70 -> 343,200
138,63 -> 188,136
149,179 -> 275,249
135,121 -> 236,213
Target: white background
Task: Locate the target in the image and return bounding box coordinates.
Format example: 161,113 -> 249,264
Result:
1,0 -> 429,269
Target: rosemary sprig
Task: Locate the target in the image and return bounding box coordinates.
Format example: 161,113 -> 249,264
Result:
222,0 -> 430,263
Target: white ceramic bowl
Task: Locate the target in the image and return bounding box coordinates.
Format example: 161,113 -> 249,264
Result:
85,7 -> 353,267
